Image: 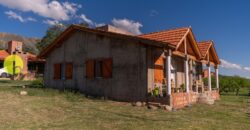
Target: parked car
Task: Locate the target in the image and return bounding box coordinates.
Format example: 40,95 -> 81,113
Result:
0,68 -> 10,78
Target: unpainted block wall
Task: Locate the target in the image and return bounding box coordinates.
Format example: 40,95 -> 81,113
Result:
44,31 -> 148,101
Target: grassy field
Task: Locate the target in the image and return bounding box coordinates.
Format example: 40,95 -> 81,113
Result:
0,80 -> 249,130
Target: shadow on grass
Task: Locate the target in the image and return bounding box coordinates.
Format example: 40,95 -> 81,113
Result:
0,80 -> 10,83
246,113 -> 250,117
89,107 -> 173,122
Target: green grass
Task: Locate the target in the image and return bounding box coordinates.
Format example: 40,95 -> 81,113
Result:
0,80 -> 249,130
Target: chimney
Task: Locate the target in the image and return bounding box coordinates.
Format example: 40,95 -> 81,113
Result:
8,41 -> 23,54
95,25 -> 133,35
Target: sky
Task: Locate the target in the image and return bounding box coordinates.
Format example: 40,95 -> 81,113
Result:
0,0 -> 249,78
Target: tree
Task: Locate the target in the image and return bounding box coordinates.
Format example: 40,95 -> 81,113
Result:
36,24 -> 67,52
230,80 -> 240,96
36,22 -> 90,52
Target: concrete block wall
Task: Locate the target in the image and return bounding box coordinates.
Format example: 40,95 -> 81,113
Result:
44,31 -> 148,102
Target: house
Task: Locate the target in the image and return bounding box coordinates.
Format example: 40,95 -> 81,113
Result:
38,25 -> 220,109
0,41 -> 44,78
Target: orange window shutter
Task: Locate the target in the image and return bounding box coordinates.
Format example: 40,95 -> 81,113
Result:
154,56 -> 164,83
86,59 -> 94,79
102,58 -> 112,78
54,63 -> 61,80
66,63 -> 73,79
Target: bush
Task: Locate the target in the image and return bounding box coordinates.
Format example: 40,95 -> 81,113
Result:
203,77 -> 216,88
30,78 -> 44,88
219,75 -> 250,95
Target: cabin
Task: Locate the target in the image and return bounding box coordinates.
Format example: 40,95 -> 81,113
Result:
38,25 -> 220,109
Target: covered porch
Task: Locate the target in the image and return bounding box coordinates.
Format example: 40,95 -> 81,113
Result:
144,28 -> 220,109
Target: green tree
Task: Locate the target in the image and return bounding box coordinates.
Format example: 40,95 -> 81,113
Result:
36,24 -> 67,52
203,77 -> 216,88
230,80 -> 240,96
36,23 -> 90,52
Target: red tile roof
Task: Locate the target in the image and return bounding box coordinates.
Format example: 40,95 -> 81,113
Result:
197,41 -> 212,57
0,50 -> 44,62
138,27 -> 190,46
0,50 -> 9,60
27,52 -> 45,62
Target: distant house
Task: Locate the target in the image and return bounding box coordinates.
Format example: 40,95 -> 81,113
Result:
0,41 -> 44,78
39,25 -> 220,109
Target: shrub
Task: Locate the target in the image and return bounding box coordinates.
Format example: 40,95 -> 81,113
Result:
30,78 -> 44,88
180,84 -> 185,92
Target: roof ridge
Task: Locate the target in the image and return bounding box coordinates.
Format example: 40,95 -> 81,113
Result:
139,26 -> 191,36
198,40 -> 213,44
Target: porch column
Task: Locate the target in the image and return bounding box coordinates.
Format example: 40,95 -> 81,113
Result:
185,55 -> 189,93
207,63 -> 212,91
166,49 -> 172,95
215,65 -> 219,89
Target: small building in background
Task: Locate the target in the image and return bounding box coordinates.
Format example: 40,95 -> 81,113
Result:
0,40 -> 44,79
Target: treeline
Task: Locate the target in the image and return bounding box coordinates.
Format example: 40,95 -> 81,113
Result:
203,75 -> 250,96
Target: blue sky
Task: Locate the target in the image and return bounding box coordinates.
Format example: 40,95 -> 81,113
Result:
0,0 -> 250,78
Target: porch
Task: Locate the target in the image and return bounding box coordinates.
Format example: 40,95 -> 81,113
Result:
146,38 -> 220,109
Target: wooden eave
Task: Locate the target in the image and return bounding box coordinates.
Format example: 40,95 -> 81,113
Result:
174,28 -> 202,60
200,41 -> 220,65
38,25 -> 176,58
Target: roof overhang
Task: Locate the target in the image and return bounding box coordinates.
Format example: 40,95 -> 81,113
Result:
175,28 -> 202,60
38,25 -> 176,58
199,41 -> 220,65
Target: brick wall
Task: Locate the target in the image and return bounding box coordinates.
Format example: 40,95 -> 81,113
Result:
172,92 -> 199,109
211,90 -> 220,100
172,91 -> 220,109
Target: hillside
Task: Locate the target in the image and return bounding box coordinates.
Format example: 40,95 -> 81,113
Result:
0,33 -> 40,54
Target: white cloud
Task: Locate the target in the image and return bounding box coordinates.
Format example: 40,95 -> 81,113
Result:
220,59 -> 242,70
111,18 -> 143,35
243,67 -> 250,72
95,23 -> 105,27
150,10 -> 159,17
79,14 -> 93,25
43,19 -> 59,26
5,10 -> 36,22
0,0 -> 82,21
26,17 -> 37,22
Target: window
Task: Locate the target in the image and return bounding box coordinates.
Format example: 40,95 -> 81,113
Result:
54,63 -> 61,80
86,58 -> 112,79
65,63 -> 73,80
95,60 -> 103,78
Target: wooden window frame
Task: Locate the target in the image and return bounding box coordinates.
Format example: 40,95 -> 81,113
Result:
86,58 -> 113,79
94,60 -> 103,78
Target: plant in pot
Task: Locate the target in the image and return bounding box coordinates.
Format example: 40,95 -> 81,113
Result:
180,84 -> 185,92
152,87 -> 160,97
